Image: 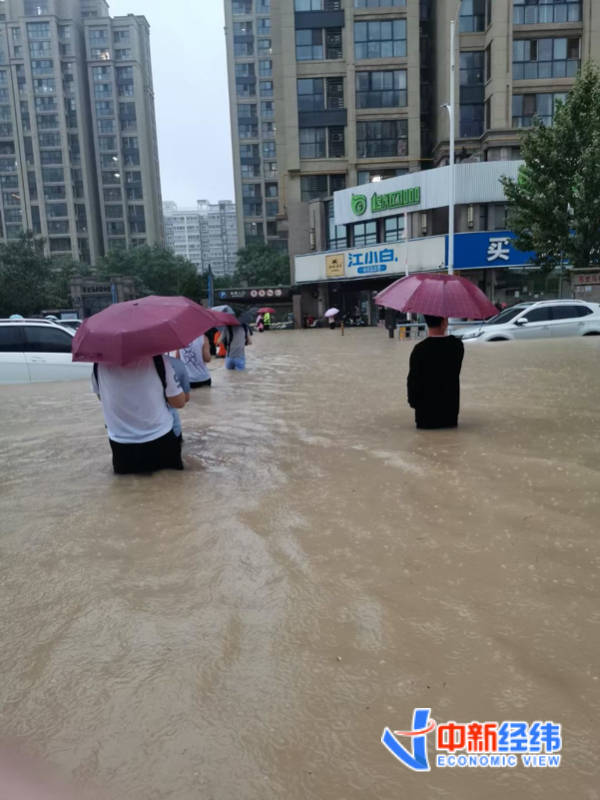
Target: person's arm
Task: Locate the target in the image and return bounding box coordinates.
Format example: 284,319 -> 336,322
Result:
163,356 -> 187,409
202,337 -> 211,363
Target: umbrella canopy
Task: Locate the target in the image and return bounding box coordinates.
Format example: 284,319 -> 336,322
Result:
375,273 -> 497,319
324,307 -> 340,318
210,310 -> 241,327
72,295 -> 217,365
211,304 -> 235,315
258,307 -> 276,314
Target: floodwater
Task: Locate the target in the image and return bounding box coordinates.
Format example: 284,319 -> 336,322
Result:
0,329 -> 599,800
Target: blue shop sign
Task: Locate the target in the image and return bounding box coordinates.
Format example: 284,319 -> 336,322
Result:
446,231 -> 535,270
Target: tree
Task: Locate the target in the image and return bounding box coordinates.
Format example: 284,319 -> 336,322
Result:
502,62 -> 600,272
0,232 -> 51,317
232,243 -> 290,286
96,245 -> 202,301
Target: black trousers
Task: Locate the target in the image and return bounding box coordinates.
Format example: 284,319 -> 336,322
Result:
109,430 -> 183,474
190,378 -> 212,388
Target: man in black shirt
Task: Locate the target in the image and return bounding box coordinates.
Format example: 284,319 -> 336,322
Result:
407,315 -> 465,429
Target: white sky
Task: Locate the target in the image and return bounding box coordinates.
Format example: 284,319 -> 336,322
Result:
108,0 -> 235,207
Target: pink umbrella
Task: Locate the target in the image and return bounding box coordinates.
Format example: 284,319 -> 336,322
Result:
210,310 -> 241,327
375,273 -> 497,319
72,295 -> 218,365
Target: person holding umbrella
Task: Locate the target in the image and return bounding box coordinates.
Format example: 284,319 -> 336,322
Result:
375,273 -> 497,430
324,307 -> 339,330
72,296 -> 215,473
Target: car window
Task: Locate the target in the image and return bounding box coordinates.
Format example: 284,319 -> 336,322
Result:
523,306 -> 552,322
486,305 -> 530,325
552,305 -> 589,320
0,326 -> 26,352
23,326 -> 73,353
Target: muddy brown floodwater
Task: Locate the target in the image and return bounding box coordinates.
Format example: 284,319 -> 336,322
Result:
1,329 -> 599,800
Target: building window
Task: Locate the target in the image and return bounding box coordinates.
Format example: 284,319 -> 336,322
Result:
266,200 -> 278,217
354,0 -> 405,6
262,141 -> 276,158
262,121 -> 275,138
257,0 -> 270,10
300,174 -> 345,201
326,200 -> 347,249
257,18 -> 271,34
297,77 -> 344,111
260,80 -> 273,96
233,0 -> 253,14
356,119 -> 408,158
261,100 -> 274,118
384,214 -> 405,243
25,1 -> 50,14
31,59 -> 53,74
356,69 -> 407,108
295,0 -> 343,8
513,0 -> 582,25
265,182 -> 278,197
296,28 -> 342,61
259,59 -> 272,77
354,20 -> 406,60
460,50 -> 484,137
258,38 -> 271,53
27,22 -> 50,39
239,121 -> 258,139
299,127 -> 326,158
512,92 -> 567,127
459,0 -> 485,32
513,38 -> 580,80
115,48 -> 132,60
353,220 -> 377,246
113,29 -> 130,43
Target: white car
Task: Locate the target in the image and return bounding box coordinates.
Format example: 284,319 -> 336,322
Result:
0,319 -> 91,383
452,300 -> 600,342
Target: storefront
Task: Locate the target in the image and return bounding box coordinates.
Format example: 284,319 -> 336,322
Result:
294,161 -> 571,322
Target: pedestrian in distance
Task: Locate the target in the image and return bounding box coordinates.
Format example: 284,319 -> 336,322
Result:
256,313 -> 265,332
92,355 -> 187,474
384,307 -> 397,339
178,334 -> 212,388
263,311 -> 271,330
407,314 -> 464,429
221,323 -> 252,370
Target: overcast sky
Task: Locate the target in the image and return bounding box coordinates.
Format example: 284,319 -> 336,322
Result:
108,0 -> 235,208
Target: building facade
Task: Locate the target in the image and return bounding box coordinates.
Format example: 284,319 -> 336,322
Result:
225,0 -> 600,309
0,0 -> 163,263
164,199 -> 239,276
224,0 -> 286,251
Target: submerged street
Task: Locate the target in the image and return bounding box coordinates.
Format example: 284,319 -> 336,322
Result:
1,329 -> 599,799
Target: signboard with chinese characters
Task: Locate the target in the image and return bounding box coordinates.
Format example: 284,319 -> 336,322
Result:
217,286 -> 292,302
574,273 -> 600,285
447,231 -> 536,271
326,253 -> 345,278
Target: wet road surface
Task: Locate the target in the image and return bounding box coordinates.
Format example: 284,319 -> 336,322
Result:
1,329 -> 599,799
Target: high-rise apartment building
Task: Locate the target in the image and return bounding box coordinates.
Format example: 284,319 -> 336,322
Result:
226,0 -> 599,273
225,0 -> 286,252
0,0 -> 163,263
164,199 -> 239,276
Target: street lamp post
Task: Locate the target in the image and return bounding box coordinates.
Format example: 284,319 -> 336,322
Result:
448,18 -> 456,276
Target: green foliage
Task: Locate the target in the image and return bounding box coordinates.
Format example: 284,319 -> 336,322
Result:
96,245 -> 202,301
232,243 -> 290,286
502,61 -> 600,272
0,233 -> 52,317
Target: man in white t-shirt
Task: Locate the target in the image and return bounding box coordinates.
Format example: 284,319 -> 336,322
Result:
179,334 -> 212,388
92,355 -> 187,474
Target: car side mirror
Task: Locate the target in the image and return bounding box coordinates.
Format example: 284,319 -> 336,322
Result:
514,317 -> 528,326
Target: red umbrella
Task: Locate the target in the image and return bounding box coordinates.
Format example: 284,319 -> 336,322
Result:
72,295 -> 218,365
375,273 -> 497,319
210,310 -> 241,327
258,307 -> 276,314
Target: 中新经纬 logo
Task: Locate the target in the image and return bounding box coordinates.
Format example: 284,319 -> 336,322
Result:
382,709 -> 562,772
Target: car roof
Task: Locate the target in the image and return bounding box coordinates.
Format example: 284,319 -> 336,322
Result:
0,318 -> 75,332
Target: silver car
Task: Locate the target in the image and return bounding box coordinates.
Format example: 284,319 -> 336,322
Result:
452,300 -> 600,342
0,319 -> 91,383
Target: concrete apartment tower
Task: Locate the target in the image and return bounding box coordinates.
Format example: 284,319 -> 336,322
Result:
164,200 -> 239,276
0,0 -> 163,263
225,0 -> 600,268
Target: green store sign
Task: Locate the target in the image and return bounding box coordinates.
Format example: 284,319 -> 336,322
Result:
351,187 -> 421,217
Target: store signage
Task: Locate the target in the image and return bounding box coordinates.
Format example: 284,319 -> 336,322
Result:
449,231 -> 535,271
326,253 -> 345,278
351,187 -> 421,218
217,287 -> 292,301
574,273 -> 600,285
